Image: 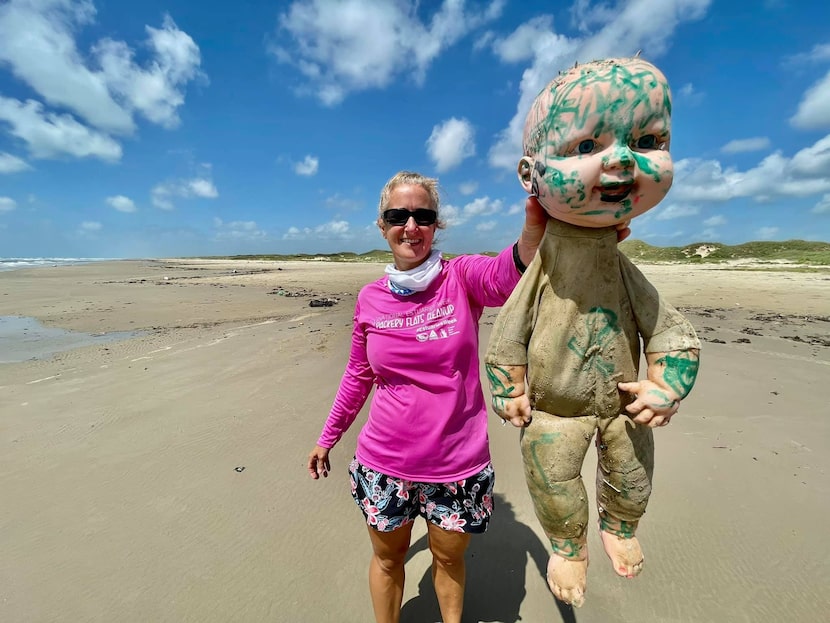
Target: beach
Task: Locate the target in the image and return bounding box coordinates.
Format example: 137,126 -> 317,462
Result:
1,259 -> 828,623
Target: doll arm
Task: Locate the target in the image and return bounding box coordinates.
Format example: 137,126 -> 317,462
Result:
616,253 -> 701,427
618,348 -> 700,427
486,363 -> 532,427
484,246 -> 543,427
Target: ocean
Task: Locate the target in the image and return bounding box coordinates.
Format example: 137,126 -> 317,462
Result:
0,257 -> 114,272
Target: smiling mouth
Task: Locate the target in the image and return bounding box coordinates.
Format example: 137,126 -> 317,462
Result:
599,184 -> 633,203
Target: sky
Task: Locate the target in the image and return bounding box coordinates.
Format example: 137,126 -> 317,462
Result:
1,0 -> 829,258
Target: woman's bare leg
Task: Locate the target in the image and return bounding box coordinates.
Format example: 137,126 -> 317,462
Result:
366,522 -> 414,623
426,522 -> 472,623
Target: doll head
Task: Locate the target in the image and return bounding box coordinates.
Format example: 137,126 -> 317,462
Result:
518,57 -> 673,228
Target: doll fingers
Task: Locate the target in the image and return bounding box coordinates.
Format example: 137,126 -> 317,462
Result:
618,381 -> 640,394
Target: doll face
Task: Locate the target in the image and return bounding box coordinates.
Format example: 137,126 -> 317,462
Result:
520,59 -> 673,228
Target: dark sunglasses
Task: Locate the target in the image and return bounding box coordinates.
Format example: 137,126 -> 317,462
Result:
382,208 -> 437,226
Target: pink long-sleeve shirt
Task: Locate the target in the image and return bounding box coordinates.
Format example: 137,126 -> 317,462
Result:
317,246 -> 520,482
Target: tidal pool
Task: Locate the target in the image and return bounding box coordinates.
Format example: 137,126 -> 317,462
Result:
0,316 -> 145,364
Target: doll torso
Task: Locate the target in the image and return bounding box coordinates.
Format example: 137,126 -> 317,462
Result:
525,220 -> 640,418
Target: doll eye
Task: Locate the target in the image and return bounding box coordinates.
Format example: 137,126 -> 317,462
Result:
634,135 -> 657,149
568,139 -> 597,156
632,134 -> 667,150
577,139 -> 596,154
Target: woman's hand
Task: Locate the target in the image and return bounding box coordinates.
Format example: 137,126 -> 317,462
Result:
516,196 -> 549,268
307,445 -> 331,479
616,220 -> 631,242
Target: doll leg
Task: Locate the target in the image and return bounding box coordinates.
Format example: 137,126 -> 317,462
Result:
595,415 -> 654,578
521,413 -> 596,607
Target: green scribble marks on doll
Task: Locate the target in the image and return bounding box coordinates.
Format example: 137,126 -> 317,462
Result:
656,351 -> 699,398
543,167 -> 585,204
551,538 -> 584,559
600,516 -> 636,538
485,364 -> 515,397
632,152 -> 661,180
528,432 -> 562,489
567,307 -> 620,377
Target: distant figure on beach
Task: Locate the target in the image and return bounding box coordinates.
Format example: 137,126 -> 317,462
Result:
307,170 -> 630,623
485,56 -> 701,608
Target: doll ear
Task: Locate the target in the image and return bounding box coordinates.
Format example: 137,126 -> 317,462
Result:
517,157 -> 534,194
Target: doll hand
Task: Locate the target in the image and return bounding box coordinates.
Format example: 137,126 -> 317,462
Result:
307,445 -> 331,479
618,379 -> 680,428
492,393 -> 532,428
486,363 -> 533,427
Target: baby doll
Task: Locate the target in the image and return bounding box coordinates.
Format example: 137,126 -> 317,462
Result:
485,57 -> 700,608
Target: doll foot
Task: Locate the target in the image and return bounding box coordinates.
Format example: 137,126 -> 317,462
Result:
600,530 -> 644,578
546,553 -> 588,608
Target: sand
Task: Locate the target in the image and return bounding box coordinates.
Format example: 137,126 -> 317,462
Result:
1,258 -> 828,623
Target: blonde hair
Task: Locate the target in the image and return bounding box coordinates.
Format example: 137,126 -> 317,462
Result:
377,171 -> 446,230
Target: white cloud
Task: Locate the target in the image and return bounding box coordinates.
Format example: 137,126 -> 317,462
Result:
0,2 -> 203,134
654,203 -> 700,220
0,96 -> 122,160
756,226 -> 779,240
704,215 -> 727,227
790,70 -> 830,129
269,0 -> 503,105
787,42 -> 830,65
426,117 -> 476,172
213,218 -> 267,240
813,194 -> 830,214
677,82 -> 704,106
721,137 -> 770,154
0,152 -> 31,173
106,195 -> 136,213
671,134 -> 830,204
0,196 -> 17,212
294,155 -> 319,176
188,179 -> 218,198
152,175 -> 218,210
80,220 -> 101,231
492,15 -> 562,63
283,219 -> 351,240
0,2 -> 203,164
94,15 -> 205,129
441,197 -> 504,226
0,0 -> 133,134
476,220 -> 497,232
459,181 -> 478,195
325,193 -> 362,211
488,0 -> 712,169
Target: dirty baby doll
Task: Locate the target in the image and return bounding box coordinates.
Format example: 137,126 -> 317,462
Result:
485,57 -> 701,608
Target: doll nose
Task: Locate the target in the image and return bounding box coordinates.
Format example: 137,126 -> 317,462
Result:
603,144 -> 634,170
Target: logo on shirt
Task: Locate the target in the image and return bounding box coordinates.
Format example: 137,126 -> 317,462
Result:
374,302 -> 459,341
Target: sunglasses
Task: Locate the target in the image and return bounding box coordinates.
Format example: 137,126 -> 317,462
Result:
382,208 -> 437,226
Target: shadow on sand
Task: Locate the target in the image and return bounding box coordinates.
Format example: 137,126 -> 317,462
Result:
400,494 -> 577,623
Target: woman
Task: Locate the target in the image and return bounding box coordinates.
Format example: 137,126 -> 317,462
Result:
307,171 -> 626,623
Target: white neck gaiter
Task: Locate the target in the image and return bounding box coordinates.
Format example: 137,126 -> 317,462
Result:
385,249 -> 443,296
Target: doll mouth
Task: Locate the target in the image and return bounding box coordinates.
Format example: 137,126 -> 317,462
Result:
598,184 -> 633,202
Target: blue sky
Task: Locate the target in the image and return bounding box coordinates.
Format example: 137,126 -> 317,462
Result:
1,0 -> 829,258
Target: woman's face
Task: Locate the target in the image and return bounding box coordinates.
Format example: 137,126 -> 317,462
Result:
379,184 -> 437,271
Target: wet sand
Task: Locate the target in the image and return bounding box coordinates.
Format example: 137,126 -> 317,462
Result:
1,259 -> 828,622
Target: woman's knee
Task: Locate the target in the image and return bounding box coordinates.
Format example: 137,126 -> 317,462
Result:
427,525 -> 470,566
368,525 -> 412,571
